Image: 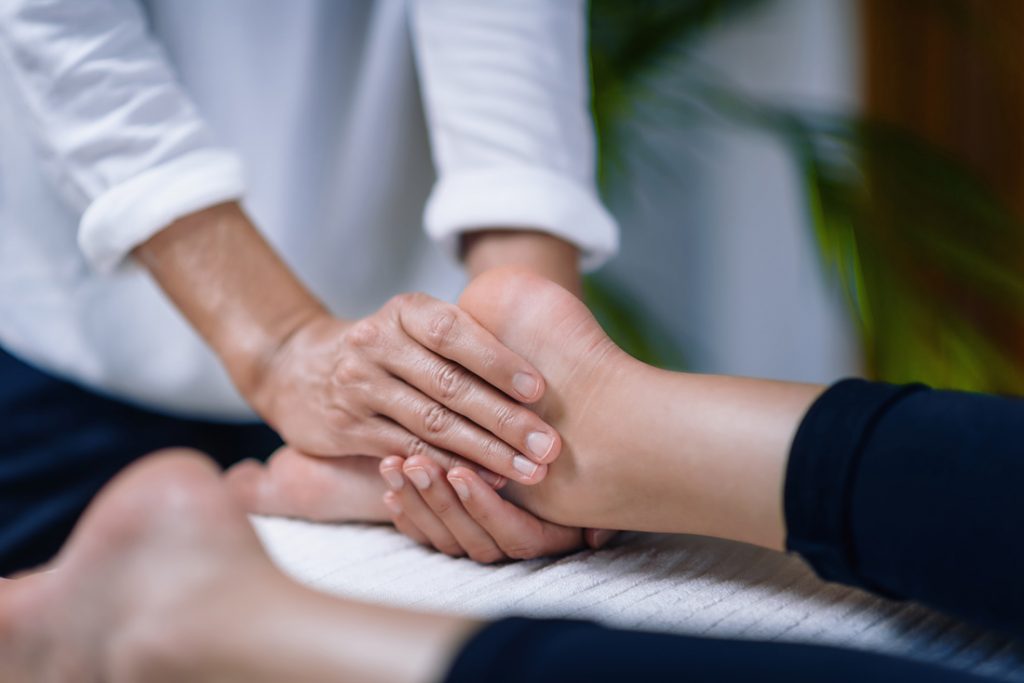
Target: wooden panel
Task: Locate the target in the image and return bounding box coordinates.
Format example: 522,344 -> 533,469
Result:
862,0 -> 1024,216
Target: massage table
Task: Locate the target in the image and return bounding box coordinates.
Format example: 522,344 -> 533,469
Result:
254,517 -> 1024,680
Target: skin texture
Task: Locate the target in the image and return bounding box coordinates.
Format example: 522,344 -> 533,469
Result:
135,202 -> 566,490
386,268 -> 824,552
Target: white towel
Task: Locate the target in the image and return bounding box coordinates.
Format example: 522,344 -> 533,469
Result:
254,517 -> 1024,680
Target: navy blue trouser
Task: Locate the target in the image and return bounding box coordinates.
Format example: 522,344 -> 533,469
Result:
0,346 -> 281,575
445,380 -> 1024,682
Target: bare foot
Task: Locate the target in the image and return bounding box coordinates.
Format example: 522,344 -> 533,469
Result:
0,450 -> 473,683
459,267 -> 807,549
224,447 -> 390,523
0,449 -> 289,681
458,267 -> 636,528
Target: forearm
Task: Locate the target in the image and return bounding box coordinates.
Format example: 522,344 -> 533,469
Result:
462,230 -> 581,297
133,202 -> 327,399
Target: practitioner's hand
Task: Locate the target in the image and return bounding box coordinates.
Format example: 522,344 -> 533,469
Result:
248,295 -> 561,485
378,456 -> 614,563
137,204 -> 559,486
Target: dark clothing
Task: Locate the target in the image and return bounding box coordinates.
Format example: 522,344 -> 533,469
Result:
0,346 -> 280,575
446,379 -> 1024,682
446,618 -> 992,683
786,379 -> 1024,639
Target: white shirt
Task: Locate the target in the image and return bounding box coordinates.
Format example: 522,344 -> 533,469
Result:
0,0 -> 618,420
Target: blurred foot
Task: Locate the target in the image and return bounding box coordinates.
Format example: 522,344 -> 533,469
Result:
0,450 -> 472,683
0,449 -> 295,681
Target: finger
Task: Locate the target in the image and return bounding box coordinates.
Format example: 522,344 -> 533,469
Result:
382,491 -> 432,547
368,416 -> 507,488
369,379 -> 547,485
379,459 -> 466,558
445,468 -> 583,560
402,456 -> 506,564
382,342 -> 561,469
223,458 -> 280,516
391,293 -> 546,403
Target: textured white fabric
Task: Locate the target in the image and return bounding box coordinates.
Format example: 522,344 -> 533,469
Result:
254,517 -> 1024,681
0,0 -> 617,419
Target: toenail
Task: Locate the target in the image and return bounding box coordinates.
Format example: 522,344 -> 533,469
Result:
513,372 -> 539,399
526,431 -> 554,461
406,467 -> 431,490
512,454 -> 539,478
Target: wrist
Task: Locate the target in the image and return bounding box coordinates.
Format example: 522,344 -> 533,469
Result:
462,230 -> 582,296
135,202 -> 330,409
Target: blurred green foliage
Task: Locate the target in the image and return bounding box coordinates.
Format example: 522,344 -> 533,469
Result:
585,0 -> 1024,392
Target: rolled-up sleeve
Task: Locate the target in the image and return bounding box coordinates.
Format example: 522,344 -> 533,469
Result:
0,0 -> 244,273
409,0 -> 619,271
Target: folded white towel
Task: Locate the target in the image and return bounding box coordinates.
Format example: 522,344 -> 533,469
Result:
254,517 -> 1024,681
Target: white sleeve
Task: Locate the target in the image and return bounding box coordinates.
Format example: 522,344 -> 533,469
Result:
409,0 -> 619,272
0,0 -> 244,273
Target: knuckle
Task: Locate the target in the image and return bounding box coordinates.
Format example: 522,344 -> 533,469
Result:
425,309 -> 459,350
346,319 -> 382,349
332,355 -> 364,386
480,437 -> 512,465
477,346 -> 499,371
493,404 -> 521,434
404,436 -> 428,459
434,362 -> 469,401
423,402 -> 455,436
504,540 -> 542,560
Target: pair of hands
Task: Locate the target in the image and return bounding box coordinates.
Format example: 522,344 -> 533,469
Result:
139,204 -> 595,559
236,288 -> 604,561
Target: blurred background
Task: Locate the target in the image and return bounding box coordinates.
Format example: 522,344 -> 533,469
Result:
587,0 -> 1024,394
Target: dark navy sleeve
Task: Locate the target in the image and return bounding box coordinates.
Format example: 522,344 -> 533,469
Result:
443,617 -> 990,682
785,379 -> 1024,638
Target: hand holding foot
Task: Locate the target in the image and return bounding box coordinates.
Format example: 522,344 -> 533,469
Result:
388,268 -> 824,553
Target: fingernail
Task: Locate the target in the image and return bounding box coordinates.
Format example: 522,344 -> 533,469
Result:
512,454 -> 539,478
383,494 -> 402,516
513,372 -> 539,399
477,468 -> 504,488
381,468 -> 404,491
590,529 -> 616,548
526,431 -> 554,461
406,467 -> 431,490
449,476 -> 470,501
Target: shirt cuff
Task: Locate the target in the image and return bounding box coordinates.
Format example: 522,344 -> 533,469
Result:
423,165 -> 619,272
78,148 -> 245,273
